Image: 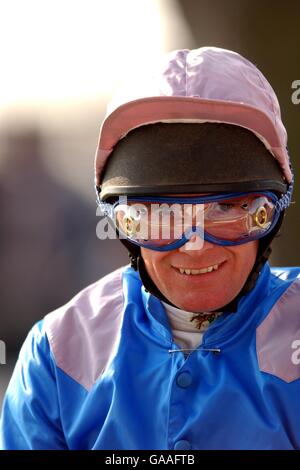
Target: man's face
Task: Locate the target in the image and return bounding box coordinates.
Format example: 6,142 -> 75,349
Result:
141,238 -> 258,312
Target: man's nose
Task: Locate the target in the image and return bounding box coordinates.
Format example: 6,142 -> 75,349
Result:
178,233 -> 215,253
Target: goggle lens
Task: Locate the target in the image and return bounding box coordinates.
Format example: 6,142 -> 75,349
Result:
110,193 -> 279,250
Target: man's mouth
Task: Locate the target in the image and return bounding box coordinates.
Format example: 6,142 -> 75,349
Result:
175,264 -> 221,275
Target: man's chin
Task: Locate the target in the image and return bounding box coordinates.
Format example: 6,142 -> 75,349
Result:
165,294 -> 231,313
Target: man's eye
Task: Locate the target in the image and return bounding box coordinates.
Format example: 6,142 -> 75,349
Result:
218,201 -> 248,212
218,203 -> 234,211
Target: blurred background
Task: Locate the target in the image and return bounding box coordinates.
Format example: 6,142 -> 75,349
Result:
0,0 -> 299,405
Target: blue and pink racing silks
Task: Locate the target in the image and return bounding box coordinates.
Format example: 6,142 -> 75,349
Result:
1,262 -> 300,450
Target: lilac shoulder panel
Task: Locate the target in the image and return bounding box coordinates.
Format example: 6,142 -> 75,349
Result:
44,267 -> 125,390
257,279 -> 300,383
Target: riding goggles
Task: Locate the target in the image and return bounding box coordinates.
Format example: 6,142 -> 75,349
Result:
98,191 -> 286,251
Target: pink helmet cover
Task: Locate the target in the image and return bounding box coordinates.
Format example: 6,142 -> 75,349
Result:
95,47 -> 292,187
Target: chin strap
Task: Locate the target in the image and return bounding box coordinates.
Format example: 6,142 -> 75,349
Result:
224,210 -> 284,312
122,211 -> 284,314
219,243 -> 272,313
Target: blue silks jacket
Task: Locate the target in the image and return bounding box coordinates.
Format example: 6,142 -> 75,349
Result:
1,263 -> 300,450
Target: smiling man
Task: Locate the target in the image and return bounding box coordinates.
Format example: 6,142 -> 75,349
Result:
1,47 -> 300,450
140,234 -> 258,313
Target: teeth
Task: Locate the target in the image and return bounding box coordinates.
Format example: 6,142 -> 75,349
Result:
178,264 -> 220,275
